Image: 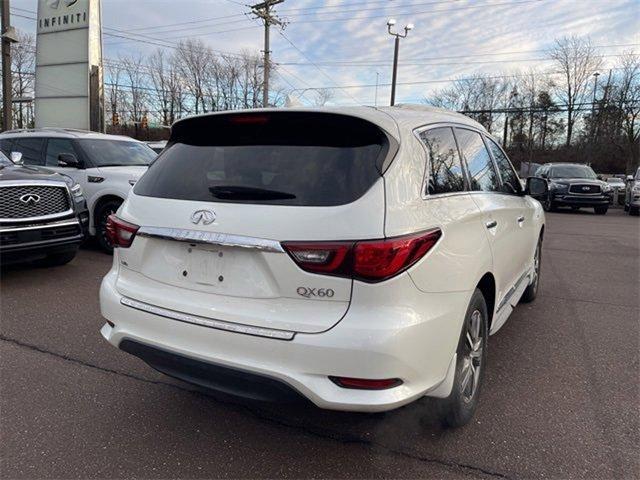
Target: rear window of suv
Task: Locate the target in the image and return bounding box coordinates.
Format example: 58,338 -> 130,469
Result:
134,112 -> 391,206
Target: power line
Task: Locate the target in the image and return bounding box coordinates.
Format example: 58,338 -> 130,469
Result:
283,0 -> 544,24
277,30 -> 361,104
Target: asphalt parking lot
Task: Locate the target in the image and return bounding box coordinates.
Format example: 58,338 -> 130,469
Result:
1,209 -> 638,479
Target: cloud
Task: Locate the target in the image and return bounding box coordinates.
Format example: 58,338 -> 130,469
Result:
11,0 -> 639,105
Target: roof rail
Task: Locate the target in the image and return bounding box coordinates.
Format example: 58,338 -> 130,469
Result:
0,127 -> 98,136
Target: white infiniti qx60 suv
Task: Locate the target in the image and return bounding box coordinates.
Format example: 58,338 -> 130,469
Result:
100,106 -> 546,427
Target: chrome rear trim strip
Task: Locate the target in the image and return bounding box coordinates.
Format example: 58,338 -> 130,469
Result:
120,297 -> 295,341
137,226 -> 285,253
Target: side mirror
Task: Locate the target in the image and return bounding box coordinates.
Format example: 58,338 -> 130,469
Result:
597,175 -> 603,180
10,151 -> 23,165
539,172 -> 547,179
526,176 -> 549,197
58,153 -> 83,168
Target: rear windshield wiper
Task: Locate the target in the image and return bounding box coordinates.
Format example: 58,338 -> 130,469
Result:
209,185 -> 296,200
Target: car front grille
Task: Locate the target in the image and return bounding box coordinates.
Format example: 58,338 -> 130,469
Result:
0,185 -> 71,220
569,184 -> 601,194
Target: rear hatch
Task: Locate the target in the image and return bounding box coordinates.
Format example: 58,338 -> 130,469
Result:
115,111 -> 394,333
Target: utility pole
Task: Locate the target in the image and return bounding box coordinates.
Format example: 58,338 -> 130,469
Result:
251,0 -> 285,108
1,0 -> 18,131
386,19 -> 413,106
502,88 -> 518,148
374,72 -> 379,107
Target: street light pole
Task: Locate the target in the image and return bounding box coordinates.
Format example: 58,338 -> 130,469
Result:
387,19 -> 413,107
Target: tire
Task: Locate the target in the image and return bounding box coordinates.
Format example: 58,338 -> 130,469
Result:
521,237 -> 542,303
436,289 -> 488,428
630,205 -> 640,216
96,199 -> 122,254
594,206 -> 608,215
35,250 -> 77,267
542,195 -> 556,212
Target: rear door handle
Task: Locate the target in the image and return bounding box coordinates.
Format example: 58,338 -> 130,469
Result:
517,215 -> 525,223
486,220 -> 497,229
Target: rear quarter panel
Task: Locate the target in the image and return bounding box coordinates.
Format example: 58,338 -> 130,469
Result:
384,129 -> 493,294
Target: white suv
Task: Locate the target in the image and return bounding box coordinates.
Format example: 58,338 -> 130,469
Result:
99,107 -> 546,427
0,128 -> 157,252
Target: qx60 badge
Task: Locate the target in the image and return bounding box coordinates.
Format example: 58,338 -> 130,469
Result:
19,194 -> 41,205
191,209 -> 216,225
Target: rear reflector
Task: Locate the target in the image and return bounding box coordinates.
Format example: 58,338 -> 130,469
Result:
282,229 -> 441,283
330,376 -> 403,390
106,215 -> 139,248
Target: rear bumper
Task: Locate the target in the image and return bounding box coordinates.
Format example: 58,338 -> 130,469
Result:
100,266 -> 469,412
552,193 -> 610,207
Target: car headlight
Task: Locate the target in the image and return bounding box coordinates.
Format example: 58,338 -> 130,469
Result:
60,174 -> 84,199
70,183 -> 83,198
602,184 -> 612,192
549,181 -> 568,192
633,185 -> 640,193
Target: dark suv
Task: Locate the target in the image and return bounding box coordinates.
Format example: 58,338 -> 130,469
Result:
0,152 -> 89,266
534,163 -> 612,214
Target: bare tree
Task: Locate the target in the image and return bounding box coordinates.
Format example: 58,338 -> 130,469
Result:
313,88 -> 334,106
425,74 -> 509,133
176,39 -> 211,114
612,52 -> 640,173
120,55 -> 149,136
11,33 -> 35,128
549,36 -> 602,146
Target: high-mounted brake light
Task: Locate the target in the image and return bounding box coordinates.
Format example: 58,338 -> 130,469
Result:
105,214 -> 139,248
229,114 -> 270,125
282,229 -> 441,283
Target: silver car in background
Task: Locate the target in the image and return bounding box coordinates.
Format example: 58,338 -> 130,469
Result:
624,167 -> 640,216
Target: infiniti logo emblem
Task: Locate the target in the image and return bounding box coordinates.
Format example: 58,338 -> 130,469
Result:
582,186 -> 590,191
19,194 -> 41,205
191,209 -> 216,225
47,0 -> 78,9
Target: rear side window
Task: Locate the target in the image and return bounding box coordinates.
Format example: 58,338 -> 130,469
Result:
486,138 -> 521,194
134,113 -> 390,206
455,129 -> 500,192
12,138 -> 45,166
419,127 -> 466,195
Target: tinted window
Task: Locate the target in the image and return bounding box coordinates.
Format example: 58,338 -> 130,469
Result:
135,113 -> 389,206
0,138 -> 14,156
0,151 -> 12,167
419,127 -> 465,195
548,165 -> 597,179
486,138 -> 521,194
76,140 -> 156,167
455,129 -> 500,192
12,138 -> 46,165
46,139 -> 77,166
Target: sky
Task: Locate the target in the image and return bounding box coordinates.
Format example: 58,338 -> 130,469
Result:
8,0 -> 640,106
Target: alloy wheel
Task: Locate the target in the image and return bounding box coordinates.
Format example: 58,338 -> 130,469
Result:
460,309 -> 484,403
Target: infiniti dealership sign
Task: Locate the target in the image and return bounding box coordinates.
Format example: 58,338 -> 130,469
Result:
35,0 -> 103,131
38,0 -> 87,33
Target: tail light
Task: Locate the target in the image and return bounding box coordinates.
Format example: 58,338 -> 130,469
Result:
282,229 -> 441,283
106,214 -> 139,248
